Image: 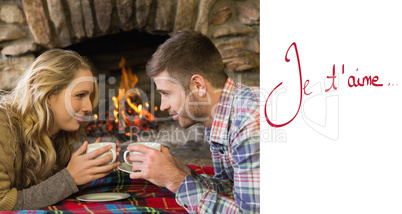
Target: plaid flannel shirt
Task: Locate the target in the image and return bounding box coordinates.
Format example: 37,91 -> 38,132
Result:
176,78 -> 260,213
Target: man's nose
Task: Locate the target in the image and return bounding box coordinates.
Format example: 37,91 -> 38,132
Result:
159,99 -> 170,111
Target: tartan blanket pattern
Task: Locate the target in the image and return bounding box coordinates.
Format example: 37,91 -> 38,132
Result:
9,165 -> 214,214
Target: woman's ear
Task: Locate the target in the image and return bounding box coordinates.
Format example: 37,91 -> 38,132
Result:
190,75 -> 207,98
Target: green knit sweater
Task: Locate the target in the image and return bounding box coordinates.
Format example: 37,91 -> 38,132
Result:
0,109 -> 79,211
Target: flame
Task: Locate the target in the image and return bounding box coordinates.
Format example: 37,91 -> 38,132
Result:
86,57 -> 158,138
112,96 -> 118,109
126,97 -> 140,112
99,57 -> 157,136
119,58 -> 138,90
112,96 -> 119,123
113,110 -> 119,123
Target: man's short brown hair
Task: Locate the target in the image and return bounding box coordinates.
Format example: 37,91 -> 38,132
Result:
146,30 -> 228,90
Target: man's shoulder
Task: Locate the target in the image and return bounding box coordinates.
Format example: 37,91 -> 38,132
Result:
233,83 -> 260,104
229,83 -> 260,125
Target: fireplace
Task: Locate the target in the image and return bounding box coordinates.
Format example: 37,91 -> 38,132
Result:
0,0 -> 260,165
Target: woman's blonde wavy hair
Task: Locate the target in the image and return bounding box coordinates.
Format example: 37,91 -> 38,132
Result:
0,49 -> 98,188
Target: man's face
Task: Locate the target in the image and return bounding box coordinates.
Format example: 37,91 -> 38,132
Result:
154,71 -> 206,128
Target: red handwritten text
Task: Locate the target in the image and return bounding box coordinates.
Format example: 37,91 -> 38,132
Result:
265,42 -> 304,128
265,42 -> 387,128
348,69 -> 383,87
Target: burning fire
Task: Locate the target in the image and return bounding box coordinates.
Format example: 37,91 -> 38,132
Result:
86,58 -> 157,139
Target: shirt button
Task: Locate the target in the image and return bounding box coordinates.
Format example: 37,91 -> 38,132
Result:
184,204 -> 188,208
219,149 -> 224,154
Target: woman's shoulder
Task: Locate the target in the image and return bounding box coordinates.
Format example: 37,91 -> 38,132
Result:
0,106 -> 10,125
0,103 -> 21,140
0,103 -> 15,123
0,114 -> 18,155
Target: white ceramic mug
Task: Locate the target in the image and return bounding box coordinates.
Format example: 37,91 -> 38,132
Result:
86,142 -> 117,165
123,142 -> 161,166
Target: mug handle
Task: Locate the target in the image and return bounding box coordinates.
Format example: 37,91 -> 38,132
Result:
123,150 -> 133,166
108,149 -> 116,164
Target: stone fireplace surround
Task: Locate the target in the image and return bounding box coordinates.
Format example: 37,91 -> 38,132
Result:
0,0 -> 259,165
0,0 -> 259,89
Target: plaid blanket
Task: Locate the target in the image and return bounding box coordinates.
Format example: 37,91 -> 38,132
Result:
8,165 -> 214,214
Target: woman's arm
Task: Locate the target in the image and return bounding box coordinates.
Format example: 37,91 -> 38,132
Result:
14,168 -> 78,210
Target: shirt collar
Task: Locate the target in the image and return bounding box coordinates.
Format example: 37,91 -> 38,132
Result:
206,78 -> 235,145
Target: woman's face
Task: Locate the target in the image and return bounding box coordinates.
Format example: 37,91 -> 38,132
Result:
48,69 -> 94,136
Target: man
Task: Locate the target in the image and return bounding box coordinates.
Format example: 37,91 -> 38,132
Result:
127,30 -> 260,213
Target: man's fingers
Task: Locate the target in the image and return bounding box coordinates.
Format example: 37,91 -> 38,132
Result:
127,145 -> 161,156
129,170 -> 144,179
127,153 -> 147,163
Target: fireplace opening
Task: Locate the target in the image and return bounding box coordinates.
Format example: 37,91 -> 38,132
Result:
66,30 -> 169,76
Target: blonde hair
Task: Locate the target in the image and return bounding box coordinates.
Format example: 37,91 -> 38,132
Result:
0,49 -> 98,188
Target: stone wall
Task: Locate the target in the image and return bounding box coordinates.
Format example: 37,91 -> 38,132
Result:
0,0 -> 260,90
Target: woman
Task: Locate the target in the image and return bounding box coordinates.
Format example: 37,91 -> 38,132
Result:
0,49 -> 121,210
